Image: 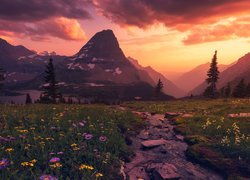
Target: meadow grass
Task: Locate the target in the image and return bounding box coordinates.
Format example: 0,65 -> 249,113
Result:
0,104 -> 143,179
124,99 -> 250,178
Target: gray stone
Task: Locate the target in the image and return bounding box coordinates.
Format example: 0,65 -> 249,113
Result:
141,139 -> 167,148
147,163 -> 180,180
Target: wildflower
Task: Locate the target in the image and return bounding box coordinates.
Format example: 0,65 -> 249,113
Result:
0,158 -> 9,169
84,133 -> 93,140
39,175 -> 58,180
5,148 -> 14,153
79,122 -> 85,127
79,164 -> 94,170
21,161 -> 35,167
49,162 -> 62,168
96,173 -> 103,177
49,157 -> 60,163
57,152 -> 64,155
24,144 -> 31,150
49,152 -> 55,155
71,143 -> 77,147
72,123 -> 77,127
99,135 -> 107,142
17,129 -> 29,133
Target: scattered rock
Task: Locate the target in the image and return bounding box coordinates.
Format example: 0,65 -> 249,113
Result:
181,113 -> 193,118
141,139 -> 167,148
165,112 -> 181,119
228,113 -> 250,118
147,163 -> 180,180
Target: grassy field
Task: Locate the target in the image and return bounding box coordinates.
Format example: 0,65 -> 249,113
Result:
0,104 -> 143,179
124,99 -> 250,178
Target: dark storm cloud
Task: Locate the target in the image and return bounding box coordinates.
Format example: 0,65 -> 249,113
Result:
93,0 -> 250,29
0,0 -> 92,21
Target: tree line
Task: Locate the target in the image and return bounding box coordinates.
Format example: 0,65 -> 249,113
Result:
203,51 -> 250,98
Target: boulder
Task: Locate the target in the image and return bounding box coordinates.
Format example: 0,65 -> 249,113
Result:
147,163 -> 180,180
165,112 -> 181,119
141,139 -> 167,148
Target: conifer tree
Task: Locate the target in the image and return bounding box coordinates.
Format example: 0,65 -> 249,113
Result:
25,93 -> 32,104
204,51 -> 220,98
233,79 -> 246,98
225,83 -> 231,98
246,83 -> 250,97
155,78 -> 164,97
40,58 -> 59,103
0,67 -> 5,91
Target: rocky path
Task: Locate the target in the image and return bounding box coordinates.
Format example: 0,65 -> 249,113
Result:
122,111 -> 223,180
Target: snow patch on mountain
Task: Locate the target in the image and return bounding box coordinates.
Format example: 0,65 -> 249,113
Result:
114,67 -> 122,75
88,63 -> 95,69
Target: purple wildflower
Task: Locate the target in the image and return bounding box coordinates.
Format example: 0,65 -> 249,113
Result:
84,133 -> 93,140
0,158 -> 9,169
49,157 -> 60,163
49,152 -> 55,155
39,175 -> 58,180
57,152 -> 64,155
72,123 -> 77,127
99,135 -> 108,142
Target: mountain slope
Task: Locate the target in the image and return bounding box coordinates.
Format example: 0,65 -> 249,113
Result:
128,57 -> 185,98
191,53 -> 250,95
175,62 -> 229,93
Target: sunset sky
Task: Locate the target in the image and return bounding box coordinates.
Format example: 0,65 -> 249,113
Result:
1,0 -> 250,77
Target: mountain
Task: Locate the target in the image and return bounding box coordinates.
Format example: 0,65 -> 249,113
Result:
175,63 -> 229,93
5,30 -> 173,100
191,53 -> 250,95
128,57 -> 185,98
0,38 -> 66,85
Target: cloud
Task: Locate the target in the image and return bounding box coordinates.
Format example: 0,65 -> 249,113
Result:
183,17 -> 250,44
0,17 -> 86,41
93,0 -> 250,29
0,0 -> 91,41
0,0 -> 92,21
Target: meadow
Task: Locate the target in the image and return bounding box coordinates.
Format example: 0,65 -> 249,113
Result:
124,99 -> 250,178
1,99 -> 250,179
0,104 -> 143,179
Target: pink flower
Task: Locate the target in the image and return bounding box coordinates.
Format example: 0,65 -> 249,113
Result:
39,175 -> 58,180
57,152 -> 64,155
49,157 -> 60,163
79,122 -> 85,127
99,135 -> 107,142
72,123 -> 77,127
84,133 -> 93,140
0,158 -> 9,169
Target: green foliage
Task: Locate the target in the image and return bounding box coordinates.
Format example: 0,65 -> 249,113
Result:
0,105 -> 142,179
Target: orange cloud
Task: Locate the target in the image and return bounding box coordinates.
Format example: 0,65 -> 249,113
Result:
183,16 -> 250,45
0,17 -> 86,41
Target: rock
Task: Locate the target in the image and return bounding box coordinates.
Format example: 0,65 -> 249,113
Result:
127,166 -> 150,180
147,163 -> 180,180
175,135 -> 184,141
138,130 -> 150,140
228,113 -> 250,117
181,113 -> 193,118
165,112 -> 181,119
141,139 -> 167,148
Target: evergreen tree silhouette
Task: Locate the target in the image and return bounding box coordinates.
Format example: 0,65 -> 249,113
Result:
233,79 -> 246,98
204,51 -> 220,98
0,67 -> 5,91
25,93 -> 32,104
155,78 -> 164,97
40,58 -> 60,103
225,83 -> 231,98
246,83 -> 250,97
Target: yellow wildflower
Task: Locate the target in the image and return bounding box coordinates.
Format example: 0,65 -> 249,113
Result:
79,164 -> 94,170
50,162 -> 62,168
5,148 -> 14,152
96,173 -> 103,177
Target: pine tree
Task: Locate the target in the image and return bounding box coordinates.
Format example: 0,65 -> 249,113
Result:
233,79 -> 246,98
25,93 -> 32,104
204,51 -> 220,98
0,67 -> 5,91
246,83 -> 250,97
40,58 -> 59,103
220,87 -> 225,98
155,79 -> 164,97
225,83 -> 231,98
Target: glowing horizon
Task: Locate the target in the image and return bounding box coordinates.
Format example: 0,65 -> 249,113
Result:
1,0 -> 250,75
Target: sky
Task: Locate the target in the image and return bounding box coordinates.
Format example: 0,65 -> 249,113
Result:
0,0 -> 250,77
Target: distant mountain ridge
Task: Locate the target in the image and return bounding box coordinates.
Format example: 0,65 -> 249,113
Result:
0,30 -> 174,100
175,62 -> 230,93
191,53 -> 250,95
128,57 -> 185,98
